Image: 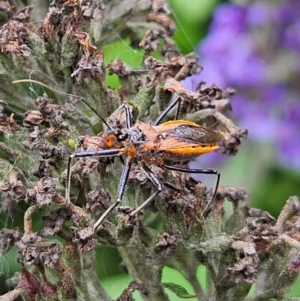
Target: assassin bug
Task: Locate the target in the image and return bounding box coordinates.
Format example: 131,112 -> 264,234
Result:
65,93 -> 223,231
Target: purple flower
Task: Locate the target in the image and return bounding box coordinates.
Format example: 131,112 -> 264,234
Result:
284,21 -> 300,51
246,2 -> 272,26
209,4 -> 247,34
184,0 -> 300,170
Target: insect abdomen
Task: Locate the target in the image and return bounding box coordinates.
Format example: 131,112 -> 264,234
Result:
162,144 -> 219,161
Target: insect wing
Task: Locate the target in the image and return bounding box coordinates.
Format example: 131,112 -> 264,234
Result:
153,121 -> 223,160
173,124 -> 223,144
155,120 -> 223,145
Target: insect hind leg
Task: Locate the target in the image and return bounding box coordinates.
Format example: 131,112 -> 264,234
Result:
162,164 -> 220,217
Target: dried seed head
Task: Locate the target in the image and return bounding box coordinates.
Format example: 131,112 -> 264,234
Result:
0,179 -> 24,200
25,177 -> 57,207
71,227 -> 94,252
217,187 -> 249,204
0,229 -> 22,255
15,233 -> 43,264
86,186 -> 111,216
23,110 -> 45,128
227,253 -> 259,283
0,110 -> 20,134
40,243 -> 62,269
40,208 -> 71,237
155,232 -> 180,258
118,207 -> 139,227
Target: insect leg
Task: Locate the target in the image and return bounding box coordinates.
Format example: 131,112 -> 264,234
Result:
93,104 -> 134,230
153,93 -> 181,125
124,104 -> 134,128
93,158 -> 132,231
162,164 -> 220,217
129,163 -> 162,216
65,149 -> 122,204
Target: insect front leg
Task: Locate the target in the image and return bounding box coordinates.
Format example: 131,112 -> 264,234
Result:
65,148 -> 122,205
153,93 -> 181,125
130,162 -> 162,216
162,164 -> 220,217
93,157 -> 132,231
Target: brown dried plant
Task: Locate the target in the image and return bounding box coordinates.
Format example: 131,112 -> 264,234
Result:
0,1 -> 299,301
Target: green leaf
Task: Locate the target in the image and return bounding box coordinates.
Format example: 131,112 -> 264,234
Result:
162,282 -> 197,299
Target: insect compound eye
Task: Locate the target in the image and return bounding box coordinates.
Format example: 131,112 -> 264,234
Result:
116,130 -> 128,142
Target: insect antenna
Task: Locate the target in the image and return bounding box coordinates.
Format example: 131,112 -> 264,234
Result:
77,96 -> 112,130
12,79 -> 112,130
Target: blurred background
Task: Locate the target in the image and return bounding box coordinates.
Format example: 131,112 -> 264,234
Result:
0,0 -> 299,299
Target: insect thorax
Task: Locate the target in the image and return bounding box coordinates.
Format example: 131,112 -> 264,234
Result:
127,127 -> 148,143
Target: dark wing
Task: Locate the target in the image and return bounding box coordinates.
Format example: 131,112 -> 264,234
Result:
173,125 -> 223,144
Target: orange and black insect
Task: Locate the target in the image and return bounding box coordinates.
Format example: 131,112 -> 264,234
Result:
65,93 -> 223,231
